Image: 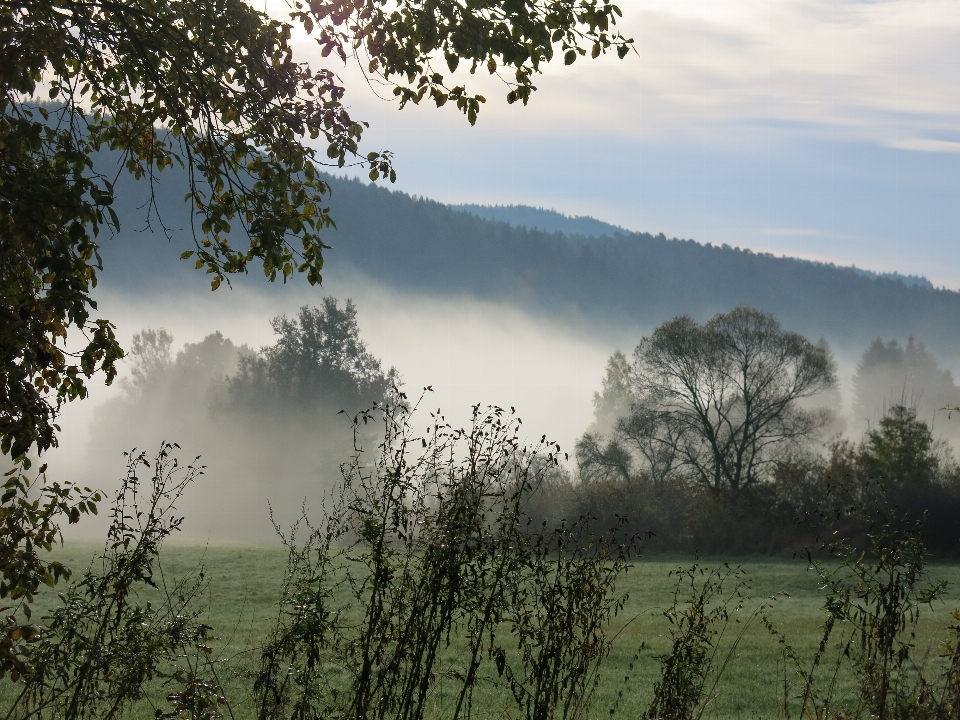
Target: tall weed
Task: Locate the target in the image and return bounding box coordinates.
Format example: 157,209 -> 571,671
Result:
3,443 -> 223,720
767,491 -> 960,720
255,393 -> 643,720
643,561 -> 759,720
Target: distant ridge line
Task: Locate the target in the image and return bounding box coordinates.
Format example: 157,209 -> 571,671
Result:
452,203 -> 934,290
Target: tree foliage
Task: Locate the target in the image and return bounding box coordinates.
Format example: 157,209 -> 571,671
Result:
296,0 -> 635,118
228,298 -> 397,414
861,405 -> 942,490
1,0 -> 633,461
581,308 -> 836,492
574,432 -> 632,484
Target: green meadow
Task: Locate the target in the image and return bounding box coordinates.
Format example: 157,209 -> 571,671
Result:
9,544 -> 960,720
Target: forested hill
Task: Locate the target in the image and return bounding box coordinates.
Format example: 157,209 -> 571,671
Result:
454,204 -> 934,289
451,203 -> 629,238
320,177 -> 960,356
98,172 -> 960,358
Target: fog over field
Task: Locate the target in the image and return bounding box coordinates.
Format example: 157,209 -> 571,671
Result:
25,148 -> 960,543
39,247 -> 960,544
46,270 -> 628,541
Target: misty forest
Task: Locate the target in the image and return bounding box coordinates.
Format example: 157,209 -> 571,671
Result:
6,1 -> 960,720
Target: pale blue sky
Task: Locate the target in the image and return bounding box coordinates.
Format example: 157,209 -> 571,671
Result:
272,0 -> 960,286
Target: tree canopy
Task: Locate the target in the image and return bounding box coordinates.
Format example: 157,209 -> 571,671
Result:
861,405 -> 941,490
228,299 -> 397,414
580,308 -> 837,492
1,0 -> 634,460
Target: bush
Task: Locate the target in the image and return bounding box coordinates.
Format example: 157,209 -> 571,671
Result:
253,393 -> 644,720
3,444 -> 220,720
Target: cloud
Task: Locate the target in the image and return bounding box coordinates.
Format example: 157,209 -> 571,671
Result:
888,138 -> 960,153
761,227 -> 827,238
273,0 -> 960,153
624,0 -> 960,144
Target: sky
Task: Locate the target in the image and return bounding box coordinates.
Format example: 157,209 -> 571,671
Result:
277,0 -> 960,288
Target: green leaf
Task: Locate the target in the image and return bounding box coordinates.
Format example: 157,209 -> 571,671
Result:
180,250 -> 194,260
564,50 -> 577,65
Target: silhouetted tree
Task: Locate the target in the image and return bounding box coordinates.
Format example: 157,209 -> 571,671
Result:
614,405 -> 684,488
852,337 -> 959,431
228,298 -> 398,415
590,351 -> 633,434
624,307 -> 836,492
574,433 -> 632,483
125,329 -> 245,404
862,405 -> 940,490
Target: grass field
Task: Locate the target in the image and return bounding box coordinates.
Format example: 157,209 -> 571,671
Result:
6,543 -> 960,719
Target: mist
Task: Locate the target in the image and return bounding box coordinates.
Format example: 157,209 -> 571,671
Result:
43,270 -> 624,542
33,249 -> 960,545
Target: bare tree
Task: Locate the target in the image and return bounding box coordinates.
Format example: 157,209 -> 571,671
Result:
626,307 -> 836,492
615,404 -> 683,488
574,432 -> 632,483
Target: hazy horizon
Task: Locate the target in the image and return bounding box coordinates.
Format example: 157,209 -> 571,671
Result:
27,0 -> 960,542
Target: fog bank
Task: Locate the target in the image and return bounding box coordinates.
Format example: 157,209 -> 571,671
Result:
44,272 -> 624,542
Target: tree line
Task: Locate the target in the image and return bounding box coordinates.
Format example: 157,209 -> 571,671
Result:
299,175 -> 960,360
85,171 -> 960,368
108,301 -> 960,556
566,307 -> 960,555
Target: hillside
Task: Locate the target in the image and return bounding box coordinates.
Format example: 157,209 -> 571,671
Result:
455,204 -> 934,289
96,171 -> 960,359
451,204 -> 630,238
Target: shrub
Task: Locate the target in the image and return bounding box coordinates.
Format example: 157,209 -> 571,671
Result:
769,498 -> 960,720
254,393 -> 643,720
3,444 -> 220,720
